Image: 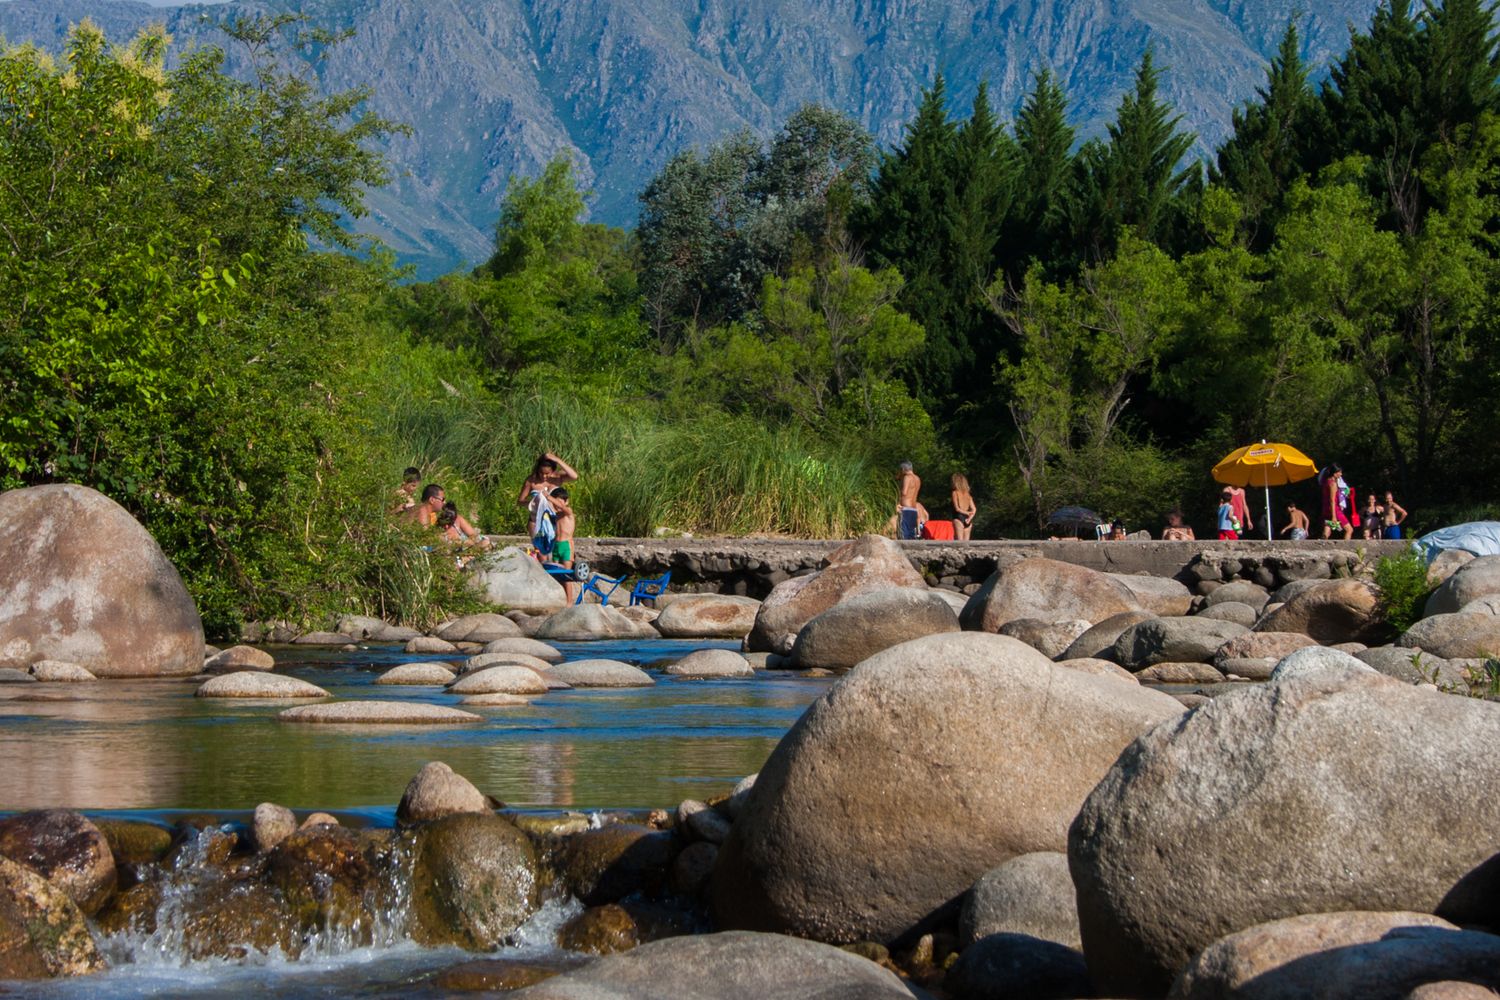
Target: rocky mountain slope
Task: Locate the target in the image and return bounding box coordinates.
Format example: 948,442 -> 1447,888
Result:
0,0 -> 1380,277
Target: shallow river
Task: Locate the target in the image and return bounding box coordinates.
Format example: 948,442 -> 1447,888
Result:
0,639 -> 833,814
0,639 -> 833,998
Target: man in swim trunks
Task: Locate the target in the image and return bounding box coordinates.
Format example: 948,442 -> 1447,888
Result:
550,486 -> 578,602
1281,501 -> 1310,540
896,461 -> 922,540
1382,491 -> 1408,539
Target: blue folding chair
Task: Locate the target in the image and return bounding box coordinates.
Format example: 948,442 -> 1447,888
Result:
628,570 -> 671,607
579,572 -> 627,605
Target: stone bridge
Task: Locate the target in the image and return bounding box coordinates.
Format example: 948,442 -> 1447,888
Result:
488,536 -> 1412,599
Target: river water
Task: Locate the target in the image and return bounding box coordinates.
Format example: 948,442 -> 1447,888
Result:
0,639 -> 834,997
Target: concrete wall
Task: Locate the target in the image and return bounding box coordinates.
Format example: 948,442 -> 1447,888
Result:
484,536 -> 1412,599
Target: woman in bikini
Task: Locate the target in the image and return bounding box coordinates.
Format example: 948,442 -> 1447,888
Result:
950,473 -> 977,541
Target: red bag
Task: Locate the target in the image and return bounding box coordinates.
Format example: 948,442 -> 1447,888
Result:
1349,486 -> 1360,528
920,520 -> 954,540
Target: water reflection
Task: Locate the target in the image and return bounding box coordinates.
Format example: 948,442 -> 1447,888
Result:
0,641 -> 831,812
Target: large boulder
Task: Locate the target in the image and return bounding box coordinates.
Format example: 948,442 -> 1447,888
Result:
506,931 -> 917,1000
959,852 -> 1081,950
1169,911 -> 1500,1000
406,813 -> 539,950
0,855 -> 105,979
655,595 -> 761,639
482,637 -> 563,662
711,633 -> 1183,945
1069,664 -> 1500,997
0,811 -> 115,917
1254,579 -> 1382,643
748,535 -> 926,652
471,547 -> 568,614
790,588 -> 960,670
960,558 -> 1141,633
1113,617 -> 1249,669
1424,554 -> 1500,617
536,605 -> 643,641
0,484 -> 204,677
459,651 -> 553,675
1203,580 -> 1272,614
1398,613 -> 1500,660
1108,573 -> 1194,616
1057,610 -> 1157,661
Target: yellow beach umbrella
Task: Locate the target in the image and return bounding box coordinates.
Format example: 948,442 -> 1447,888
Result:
1211,440 -> 1318,540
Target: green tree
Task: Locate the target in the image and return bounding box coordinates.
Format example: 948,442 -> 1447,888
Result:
1212,21 -> 1323,248
1070,51 -> 1199,258
1009,69 -> 1077,273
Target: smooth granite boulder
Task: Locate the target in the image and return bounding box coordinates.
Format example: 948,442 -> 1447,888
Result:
397,762 -> 492,825
0,484 -> 204,677
1057,611 -> 1157,661
1070,664 -> 1500,997
1254,579 -> 1382,643
790,588 -> 960,670
471,547 -> 568,614
959,852 -> 1081,950
1113,617 -> 1248,669
435,613 -> 522,643
655,595 -> 761,639
711,632 -> 1183,945
1398,613 -> 1500,660
446,665 -> 549,696
961,558 -> 1140,633
195,673 -> 330,699
1424,554 -> 1500,617
664,649 -> 754,679
545,660 -> 654,688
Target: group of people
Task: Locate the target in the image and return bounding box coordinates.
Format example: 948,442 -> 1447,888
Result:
1209,464 -> 1408,541
391,468 -> 491,563
390,452 -> 585,590
895,462 -> 976,541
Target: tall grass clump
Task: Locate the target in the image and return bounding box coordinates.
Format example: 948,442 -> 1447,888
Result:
1374,551 -> 1431,634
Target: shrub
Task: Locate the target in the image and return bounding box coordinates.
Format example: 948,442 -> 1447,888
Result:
1374,551 -> 1431,634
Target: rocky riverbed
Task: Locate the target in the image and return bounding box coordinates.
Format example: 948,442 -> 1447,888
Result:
3,485 -> 1500,997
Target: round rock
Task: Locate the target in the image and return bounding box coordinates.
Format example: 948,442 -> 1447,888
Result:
998,619 -> 1092,660
195,672 -> 329,699
459,651 -> 553,675
790,588 -> 960,670
374,663 -> 456,686
28,660 -> 96,682
482,637 -> 563,661
278,701 -> 483,724
655,595 -> 762,639
1424,554 -> 1500,617
536,605 -> 642,641
1255,578 -> 1382,643
203,645 -> 275,674
0,810 -> 116,916
435,613 -> 522,643
447,664 -> 548,696
664,649 -> 754,679
961,558 -> 1141,633
0,856 -> 105,979
545,660 -> 654,688
944,932 -> 1091,1000
1114,617 -> 1248,669
1398,613 -> 1500,660
1057,610 -> 1156,661
405,636 -> 459,654
960,852 -> 1081,950
398,761 -> 492,826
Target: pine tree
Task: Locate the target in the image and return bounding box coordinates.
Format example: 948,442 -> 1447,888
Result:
1009,69 -> 1076,273
1420,0 -> 1500,146
1069,51 -> 1198,259
1212,21 -> 1321,248
859,76 -> 968,410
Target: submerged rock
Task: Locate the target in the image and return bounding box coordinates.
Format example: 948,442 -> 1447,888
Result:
196,672 -> 329,699
374,663 -> 455,686
203,645 -> 275,673
447,664 -> 549,696
482,637 -> 563,661
545,660 -> 654,688
27,660 -> 97,682
278,701 -> 483,725
436,613 -> 522,643
663,649 -> 753,679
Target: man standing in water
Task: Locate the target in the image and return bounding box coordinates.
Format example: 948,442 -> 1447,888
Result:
897,461 -> 922,540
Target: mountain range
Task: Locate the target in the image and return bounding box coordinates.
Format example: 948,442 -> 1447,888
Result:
0,0 -> 1382,278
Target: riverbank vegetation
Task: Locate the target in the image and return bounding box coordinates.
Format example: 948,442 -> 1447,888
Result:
3,2 -> 1499,631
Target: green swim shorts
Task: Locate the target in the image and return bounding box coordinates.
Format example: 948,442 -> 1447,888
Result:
554,540 -> 573,563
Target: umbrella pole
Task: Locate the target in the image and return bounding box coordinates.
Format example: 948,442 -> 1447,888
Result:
1265,486 -> 1273,541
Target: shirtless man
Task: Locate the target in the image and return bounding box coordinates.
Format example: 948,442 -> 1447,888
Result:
1382,491 -> 1409,539
896,461 -> 922,540
403,484 -> 446,528
1281,500 -> 1310,540
549,486 -> 579,602
517,451 -> 580,508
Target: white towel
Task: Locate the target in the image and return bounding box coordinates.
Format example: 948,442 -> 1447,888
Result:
528,490 -> 556,552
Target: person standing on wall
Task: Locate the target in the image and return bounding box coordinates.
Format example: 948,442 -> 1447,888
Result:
950,473 -> 976,541
896,462 -> 922,540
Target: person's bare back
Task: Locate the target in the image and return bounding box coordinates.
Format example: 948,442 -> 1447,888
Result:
897,467 -> 921,508
896,461 -> 922,540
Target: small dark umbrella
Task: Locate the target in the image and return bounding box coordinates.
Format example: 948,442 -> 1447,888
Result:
1045,505 -> 1104,539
